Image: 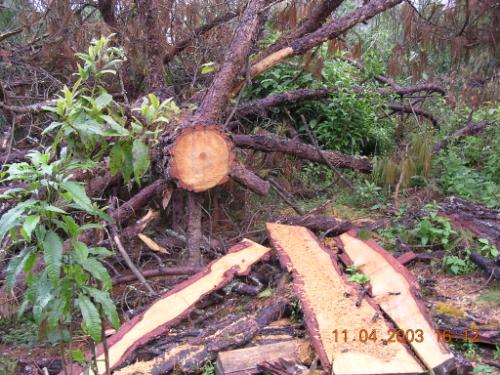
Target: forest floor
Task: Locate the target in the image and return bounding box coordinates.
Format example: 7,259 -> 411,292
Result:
0,181 -> 498,375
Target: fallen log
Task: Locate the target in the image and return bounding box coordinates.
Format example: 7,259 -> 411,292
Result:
232,134 -> 372,172
114,293 -> 288,375
439,196 -> 500,248
388,103 -> 438,127
432,313 -> 500,345
67,239 -> 271,375
337,230 -> 456,375
215,339 -> 313,375
267,223 -> 425,374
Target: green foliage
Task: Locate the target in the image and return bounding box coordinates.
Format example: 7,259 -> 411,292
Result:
0,316 -> 40,348
43,36 -> 179,184
477,238 -> 499,258
434,107 -> 499,208
472,365 -> 496,375
0,152 -> 119,347
442,254 -> 474,275
345,265 -> 370,284
243,49 -> 395,155
201,362 -> 215,375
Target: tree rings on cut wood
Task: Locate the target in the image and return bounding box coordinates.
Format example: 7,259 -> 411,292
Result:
169,126 -> 234,192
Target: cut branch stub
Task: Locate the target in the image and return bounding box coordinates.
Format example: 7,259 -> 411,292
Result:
169,126 -> 234,192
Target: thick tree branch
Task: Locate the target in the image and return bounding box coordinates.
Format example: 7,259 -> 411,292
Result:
229,162 -> 271,195
388,103 -> 438,126
261,0 -> 344,58
244,0 -> 404,84
232,134 -> 372,172
433,121 -> 488,153
196,0 -> 268,122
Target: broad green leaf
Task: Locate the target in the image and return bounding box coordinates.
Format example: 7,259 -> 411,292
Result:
85,287 -> 120,329
82,258 -> 112,290
5,247 -> 34,289
61,181 -> 111,221
22,215 -> 40,240
43,230 -> 63,283
77,295 -> 102,342
102,115 -> 129,136
109,143 -> 124,176
95,92 -> 113,110
0,202 -> 30,240
132,139 -> 150,183
73,241 -> 89,264
88,246 -> 113,257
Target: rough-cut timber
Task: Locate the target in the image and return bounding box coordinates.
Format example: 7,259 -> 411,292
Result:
337,230 -> 455,375
215,339 -> 313,375
169,126 -> 234,192
69,239 -> 271,375
114,294 -> 288,375
232,134 -> 371,172
266,223 -> 425,374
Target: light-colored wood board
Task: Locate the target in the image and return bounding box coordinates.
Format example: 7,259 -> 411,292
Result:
215,339 -> 313,375
338,231 -> 455,374
70,239 -> 270,375
266,223 -> 425,375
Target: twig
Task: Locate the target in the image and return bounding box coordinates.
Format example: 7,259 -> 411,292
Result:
299,114 -> 353,189
393,144 -> 409,210
109,225 -> 155,294
267,176 -> 304,215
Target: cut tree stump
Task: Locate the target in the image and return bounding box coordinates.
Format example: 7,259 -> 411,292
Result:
215,339 -> 313,375
266,223 -> 425,374
68,239 -> 271,375
169,126 -> 234,192
337,230 -> 455,375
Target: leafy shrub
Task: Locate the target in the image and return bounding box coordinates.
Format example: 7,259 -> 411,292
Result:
243,49 -> 395,155
434,105 -> 499,208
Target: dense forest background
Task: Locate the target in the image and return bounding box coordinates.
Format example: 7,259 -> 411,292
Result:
0,0 -> 498,374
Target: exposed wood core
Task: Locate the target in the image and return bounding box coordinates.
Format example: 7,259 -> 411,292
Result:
215,339 -> 314,375
266,223 -> 425,374
338,231 -> 455,374
169,126 -> 234,192
71,239 -> 270,375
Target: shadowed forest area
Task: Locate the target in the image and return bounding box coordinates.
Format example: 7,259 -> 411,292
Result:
0,0 -> 498,374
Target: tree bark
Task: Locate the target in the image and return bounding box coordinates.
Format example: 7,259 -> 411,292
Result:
261,0 -> 345,59
232,134 -> 372,172
229,162 -> 270,195
186,192 -> 203,266
433,121 -> 488,153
